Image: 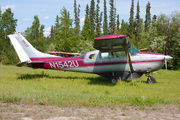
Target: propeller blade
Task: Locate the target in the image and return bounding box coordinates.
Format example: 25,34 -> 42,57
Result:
164,55 -> 173,74
165,59 -> 167,74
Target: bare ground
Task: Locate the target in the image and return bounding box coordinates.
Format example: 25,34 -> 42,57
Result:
0,102 -> 180,120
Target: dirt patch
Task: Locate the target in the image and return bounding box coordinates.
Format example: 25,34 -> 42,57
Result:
0,102 -> 180,120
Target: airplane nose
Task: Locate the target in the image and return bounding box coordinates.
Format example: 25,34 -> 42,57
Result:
165,55 -> 173,61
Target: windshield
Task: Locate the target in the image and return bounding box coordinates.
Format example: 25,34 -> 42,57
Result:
129,46 -> 140,56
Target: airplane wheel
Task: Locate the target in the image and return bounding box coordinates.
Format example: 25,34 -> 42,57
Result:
147,76 -> 156,84
109,76 -> 117,83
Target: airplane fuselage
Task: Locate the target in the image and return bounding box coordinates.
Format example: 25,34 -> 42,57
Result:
29,50 -> 165,74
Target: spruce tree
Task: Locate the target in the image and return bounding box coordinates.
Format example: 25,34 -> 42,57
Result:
0,6 -> 2,45
81,4 -> 94,40
50,25 -> 54,41
78,4 -> 80,29
0,6 -> 1,16
31,15 -> 40,40
39,25 -> 44,39
134,0 -> 142,48
128,0 -> 134,39
144,1 -> 151,32
100,11 -> 103,35
89,0 -> 95,30
120,19 -> 129,35
103,0 -> 108,35
116,14 -> 120,33
54,7 -> 79,52
95,0 -> 101,37
74,0 -> 80,34
109,0 -> 116,34
152,14 -> 157,27
24,15 -> 46,52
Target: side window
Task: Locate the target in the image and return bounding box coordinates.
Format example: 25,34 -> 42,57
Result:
111,51 -> 126,58
100,52 -> 109,59
89,54 -> 96,59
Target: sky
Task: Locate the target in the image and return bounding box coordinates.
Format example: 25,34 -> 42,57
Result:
1,0 -> 180,36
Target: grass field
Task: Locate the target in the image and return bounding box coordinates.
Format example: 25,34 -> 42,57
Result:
0,64 -> 180,107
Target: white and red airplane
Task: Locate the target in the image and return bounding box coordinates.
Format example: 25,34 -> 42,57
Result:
8,33 -> 172,84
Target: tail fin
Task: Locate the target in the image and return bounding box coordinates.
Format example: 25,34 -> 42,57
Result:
8,33 -> 56,63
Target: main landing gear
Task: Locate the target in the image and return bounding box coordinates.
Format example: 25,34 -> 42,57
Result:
108,72 -> 156,84
109,72 -> 117,83
146,73 -> 156,84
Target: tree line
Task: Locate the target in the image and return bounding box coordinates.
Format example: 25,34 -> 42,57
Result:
0,0 -> 180,69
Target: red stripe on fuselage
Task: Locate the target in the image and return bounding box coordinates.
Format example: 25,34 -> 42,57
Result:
134,52 -> 164,56
30,57 -> 164,69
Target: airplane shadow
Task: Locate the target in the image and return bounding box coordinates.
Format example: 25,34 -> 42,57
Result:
17,73 -> 148,86
17,73 -> 116,86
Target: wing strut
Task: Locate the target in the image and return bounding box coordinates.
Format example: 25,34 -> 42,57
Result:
123,41 -> 134,73
123,39 -> 135,86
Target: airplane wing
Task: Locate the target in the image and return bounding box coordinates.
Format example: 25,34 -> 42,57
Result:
94,34 -> 134,72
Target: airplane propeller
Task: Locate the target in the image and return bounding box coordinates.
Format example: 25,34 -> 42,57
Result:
164,55 -> 173,73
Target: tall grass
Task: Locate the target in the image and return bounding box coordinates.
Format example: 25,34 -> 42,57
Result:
0,64 -> 180,107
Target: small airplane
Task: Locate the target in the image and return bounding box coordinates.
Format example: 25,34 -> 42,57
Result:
8,33 -> 173,84
49,51 -> 80,57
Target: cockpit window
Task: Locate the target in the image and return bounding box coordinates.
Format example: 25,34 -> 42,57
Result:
112,51 -> 126,58
129,46 -> 140,56
100,52 -> 109,59
89,54 -> 96,59
78,53 -> 85,58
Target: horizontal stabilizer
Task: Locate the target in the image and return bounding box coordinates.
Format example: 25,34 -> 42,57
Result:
16,61 -> 31,67
16,61 -> 45,68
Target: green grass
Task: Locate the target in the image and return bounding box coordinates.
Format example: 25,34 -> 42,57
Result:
0,64 -> 180,107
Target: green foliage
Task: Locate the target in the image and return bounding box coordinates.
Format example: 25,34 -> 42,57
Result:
120,19 -> 129,35
53,7 -> 82,53
0,8 -> 18,65
155,12 -> 180,69
81,4 -> 94,40
24,15 -> 47,52
1,47 -> 19,65
150,36 -> 167,53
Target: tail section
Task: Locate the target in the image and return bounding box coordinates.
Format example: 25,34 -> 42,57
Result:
8,33 -> 57,64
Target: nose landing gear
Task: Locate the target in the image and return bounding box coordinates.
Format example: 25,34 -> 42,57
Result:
109,76 -> 117,83
146,73 -> 156,84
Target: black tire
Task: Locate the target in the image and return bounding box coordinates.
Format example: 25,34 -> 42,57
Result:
147,76 -> 156,84
109,76 -> 117,83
